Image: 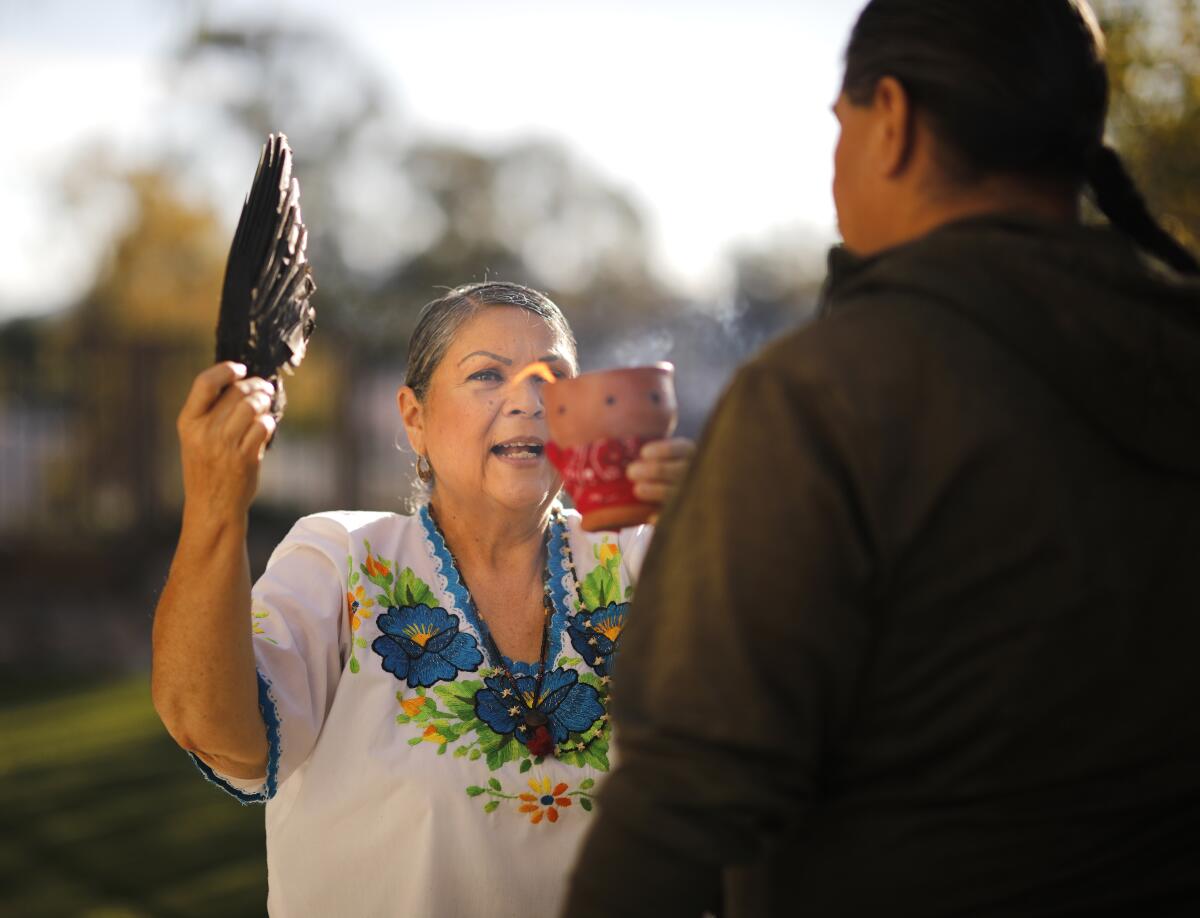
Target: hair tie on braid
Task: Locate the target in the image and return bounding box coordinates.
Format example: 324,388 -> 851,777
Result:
1085,144 -> 1200,276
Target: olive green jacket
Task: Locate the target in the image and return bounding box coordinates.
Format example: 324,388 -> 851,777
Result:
564,216 -> 1200,917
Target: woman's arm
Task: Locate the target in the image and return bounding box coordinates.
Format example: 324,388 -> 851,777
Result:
151,361 -> 277,779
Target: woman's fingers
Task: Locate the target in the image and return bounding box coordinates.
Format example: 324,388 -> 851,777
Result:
638,437 -> 695,462
179,362 -> 247,424
627,438 -> 695,481
631,480 -> 674,504
239,413 -> 277,460
218,385 -> 274,446
626,457 -> 689,483
626,436 -> 696,507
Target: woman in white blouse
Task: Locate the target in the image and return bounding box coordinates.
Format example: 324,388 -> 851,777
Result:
151,282 -> 693,917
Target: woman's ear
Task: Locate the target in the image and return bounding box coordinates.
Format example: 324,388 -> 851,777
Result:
871,75 -> 916,179
397,386 -> 425,456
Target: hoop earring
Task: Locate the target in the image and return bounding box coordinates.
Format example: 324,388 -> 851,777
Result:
416,454 -> 434,484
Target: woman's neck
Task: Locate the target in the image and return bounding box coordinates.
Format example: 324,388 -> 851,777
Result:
428,491 -> 551,574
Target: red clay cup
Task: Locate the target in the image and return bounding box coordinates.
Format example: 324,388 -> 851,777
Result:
544,363 -> 678,532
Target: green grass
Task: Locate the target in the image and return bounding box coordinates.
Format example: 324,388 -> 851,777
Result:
0,677 -> 268,917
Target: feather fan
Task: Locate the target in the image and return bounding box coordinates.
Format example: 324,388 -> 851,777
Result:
215,133 -> 317,428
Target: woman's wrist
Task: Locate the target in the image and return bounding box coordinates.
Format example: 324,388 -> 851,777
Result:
180,501 -> 249,548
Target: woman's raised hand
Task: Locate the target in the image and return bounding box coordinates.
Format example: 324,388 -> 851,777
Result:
177,362 -> 276,521
626,437 -> 696,523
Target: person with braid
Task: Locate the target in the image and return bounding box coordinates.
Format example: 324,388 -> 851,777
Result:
565,1 -> 1200,916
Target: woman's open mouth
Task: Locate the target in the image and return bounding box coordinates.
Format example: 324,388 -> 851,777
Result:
490,438 -> 545,461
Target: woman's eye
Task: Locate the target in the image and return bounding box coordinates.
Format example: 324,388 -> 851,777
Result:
469,369 -> 503,383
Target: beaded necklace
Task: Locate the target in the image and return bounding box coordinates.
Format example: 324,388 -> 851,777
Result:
428,504 -> 585,757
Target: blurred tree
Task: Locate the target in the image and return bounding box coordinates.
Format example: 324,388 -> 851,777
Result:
168,14 -> 677,506
1097,0 -> 1200,252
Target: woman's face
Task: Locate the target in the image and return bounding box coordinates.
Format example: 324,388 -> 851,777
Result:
401,306 -> 574,513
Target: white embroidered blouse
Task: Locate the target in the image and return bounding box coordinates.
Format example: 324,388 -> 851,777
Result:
193,504 -> 651,917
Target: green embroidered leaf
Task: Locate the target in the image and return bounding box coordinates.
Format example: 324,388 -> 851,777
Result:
625,584 -> 634,600
453,746 -> 468,758
555,748 -> 585,768
556,656 -> 584,669
579,778 -> 595,790
579,574 -> 603,611
433,687 -> 479,722
519,759 -> 532,773
349,570 -> 360,587
469,748 -> 482,761
487,777 -> 502,791
447,700 -> 478,722
435,680 -> 483,703
534,756 -> 544,765
397,567 -> 438,608
416,687 -> 426,697
483,800 -> 500,813
578,673 -> 605,692
355,637 -> 367,649
349,656 -> 360,674
395,714 -> 411,724
580,796 -> 593,812
436,743 -> 447,755
477,726 -> 510,755
583,746 -> 610,771
465,785 -> 486,797
485,739 -> 520,772
407,737 -> 424,746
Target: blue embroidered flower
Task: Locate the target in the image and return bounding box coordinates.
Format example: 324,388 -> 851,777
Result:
372,604 -> 483,688
566,602 -> 628,677
474,667 -> 604,753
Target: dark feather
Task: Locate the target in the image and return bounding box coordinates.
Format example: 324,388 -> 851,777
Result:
215,133 -> 317,428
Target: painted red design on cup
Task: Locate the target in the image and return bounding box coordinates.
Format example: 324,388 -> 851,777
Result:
546,437 -> 650,525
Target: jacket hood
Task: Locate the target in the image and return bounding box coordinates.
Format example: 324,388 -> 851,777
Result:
824,215 -> 1200,475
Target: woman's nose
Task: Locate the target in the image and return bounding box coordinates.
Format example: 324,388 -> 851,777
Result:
506,379 -> 545,417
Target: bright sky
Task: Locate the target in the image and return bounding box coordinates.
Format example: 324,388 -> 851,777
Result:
0,0 -> 863,318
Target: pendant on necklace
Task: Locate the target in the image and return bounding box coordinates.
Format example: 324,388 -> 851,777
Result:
527,723 -> 556,758
522,710 -> 548,728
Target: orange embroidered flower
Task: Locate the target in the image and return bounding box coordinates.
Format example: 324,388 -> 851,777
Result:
421,724 -> 446,744
365,554 -> 391,578
597,541 -> 619,565
518,776 -> 572,824
346,585 -> 375,631
400,695 -> 429,717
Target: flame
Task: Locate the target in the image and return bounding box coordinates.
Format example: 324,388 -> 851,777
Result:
511,361 -> 558,385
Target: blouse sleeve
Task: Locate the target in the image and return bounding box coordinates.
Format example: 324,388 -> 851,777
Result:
618,522 -> 654,588
191,514 -> 349,803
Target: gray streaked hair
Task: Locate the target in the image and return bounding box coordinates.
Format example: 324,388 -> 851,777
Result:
404,281 -> 579,401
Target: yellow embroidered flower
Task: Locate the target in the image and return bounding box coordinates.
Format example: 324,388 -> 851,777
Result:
346,585 -> 375,631
597,541 -> 620,565
421,724 -> 446,744
251,609 -> 279,645
518,776 -> 572,824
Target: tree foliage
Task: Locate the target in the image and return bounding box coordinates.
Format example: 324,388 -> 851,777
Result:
1097,0 -> 1200,252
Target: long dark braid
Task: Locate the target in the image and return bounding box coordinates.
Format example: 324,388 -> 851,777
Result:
1085,144 -> 1200,276
843,0 -> 1199,277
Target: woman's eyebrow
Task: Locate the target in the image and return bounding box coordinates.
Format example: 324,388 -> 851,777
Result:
458,350 -> 512,366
